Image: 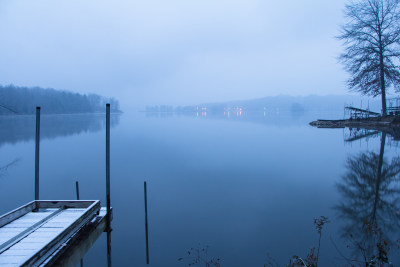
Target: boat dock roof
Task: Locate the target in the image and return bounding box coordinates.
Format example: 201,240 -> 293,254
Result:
345,106 -> 380,116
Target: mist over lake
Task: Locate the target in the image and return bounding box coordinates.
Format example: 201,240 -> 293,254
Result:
2,0 -> 400,265
1,110 -> 399,266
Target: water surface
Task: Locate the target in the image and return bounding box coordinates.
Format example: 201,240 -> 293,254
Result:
0,111 -> 399,266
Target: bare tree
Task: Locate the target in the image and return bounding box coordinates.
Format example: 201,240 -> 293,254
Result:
335,134 -> 400,261
338,0 -> 400,115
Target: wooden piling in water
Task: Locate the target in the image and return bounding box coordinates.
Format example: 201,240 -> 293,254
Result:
107,231 -> 112,267
144,181 -> 149,264
106,104 -> 112,267
35,106 -> 40,200
76,181 -> 80,200
75,180 -> 83,267
106,103 -> 111,231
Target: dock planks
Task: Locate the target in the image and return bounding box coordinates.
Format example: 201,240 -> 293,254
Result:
0,200 -> 104,266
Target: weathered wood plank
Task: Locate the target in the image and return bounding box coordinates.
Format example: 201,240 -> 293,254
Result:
3,223 -> 36,228
34,228 -> 64,233
1,210 -> 53,231
0,229 -> 24,234
43,208 -> 109,266
0,255 -> 29,264
0,200 -> 102,266
23,231 -> 60,239
19,236 -> 54,244
37,200 -> 98,209
0,230 -> 24,238
0,209 -> 63,254
11,242 -> 46,250
1,249 -> 34,256
0,201 -> 36,228
20,201 -> 100,266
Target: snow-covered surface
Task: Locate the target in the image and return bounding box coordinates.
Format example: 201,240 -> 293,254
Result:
0,208 -> 86,266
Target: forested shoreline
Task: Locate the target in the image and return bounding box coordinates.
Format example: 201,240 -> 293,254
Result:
0,85 -> 120,115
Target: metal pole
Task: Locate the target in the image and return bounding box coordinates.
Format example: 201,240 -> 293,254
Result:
144,181 -> 149,264
106,103 -> 112,267
106,104 -> 111,231
76,181 -> 80,200
75,180 -> 83,267
35,107 -> 41,200
107,231 -> 112,267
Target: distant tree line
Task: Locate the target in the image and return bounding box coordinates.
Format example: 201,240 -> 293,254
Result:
0,85 -> 120,115
145,95 -> 382,115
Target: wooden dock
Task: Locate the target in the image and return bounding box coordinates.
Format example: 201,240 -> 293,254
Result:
309,115 -> 400,129
0,200 -> 111,266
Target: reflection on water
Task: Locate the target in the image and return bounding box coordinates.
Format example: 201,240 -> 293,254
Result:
1,111 -> 400,266
0,114 -> 120,147
0,158 -> 20,178
0,114 -> 118,266
345,127 -> 400,143
335,133 -> 400,261
145,112 -> 174,119
344,128 -> 381,143
144,109 -> 329,128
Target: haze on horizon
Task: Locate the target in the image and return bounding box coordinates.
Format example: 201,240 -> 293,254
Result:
0,0 -> 358,110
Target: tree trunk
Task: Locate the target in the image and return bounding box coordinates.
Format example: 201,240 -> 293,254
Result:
380,64 -> 387,115
379,38 -> 387,115
372,133 -> 386,224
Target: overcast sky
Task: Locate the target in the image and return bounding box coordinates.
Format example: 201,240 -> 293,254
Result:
0,0 -> 351,109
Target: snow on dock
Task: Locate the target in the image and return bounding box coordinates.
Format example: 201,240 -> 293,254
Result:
0,200 -> 108,266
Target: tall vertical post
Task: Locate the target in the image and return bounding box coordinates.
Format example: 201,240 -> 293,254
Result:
144,181 -> 149,264
106,103 -> 112,267
106,103 -> 111,230
107,231 -> 112,267
75,180 -> 83,267
75,181 -> 80,200
35,107 -> 41,200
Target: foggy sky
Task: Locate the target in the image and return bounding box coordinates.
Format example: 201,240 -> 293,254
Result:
0,0 -> 352,109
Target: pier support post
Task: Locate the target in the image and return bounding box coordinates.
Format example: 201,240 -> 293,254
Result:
106,103 -> 111,231
75,180 -> 83,267
35,107 -> 41,200
76,181 -> 80,200
107,231 -> 112,267
144,181 -> 149,264
105,103 -> 112,267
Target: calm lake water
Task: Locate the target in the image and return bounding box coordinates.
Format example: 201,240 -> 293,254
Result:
0,111 -> 399,266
